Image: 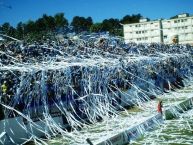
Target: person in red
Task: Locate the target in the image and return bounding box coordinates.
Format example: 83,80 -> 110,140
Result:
157,100 -> 163,115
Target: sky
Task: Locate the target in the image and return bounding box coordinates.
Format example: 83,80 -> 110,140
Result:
0,0 -> 193,27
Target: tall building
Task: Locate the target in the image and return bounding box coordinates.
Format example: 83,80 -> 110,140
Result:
123,13 -> 193,44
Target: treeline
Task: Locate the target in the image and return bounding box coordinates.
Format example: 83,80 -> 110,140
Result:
0,12 -> 143,40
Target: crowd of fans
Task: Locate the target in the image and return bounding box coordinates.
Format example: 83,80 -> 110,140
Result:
0,33 -> 193,121
0,33 -> 192,65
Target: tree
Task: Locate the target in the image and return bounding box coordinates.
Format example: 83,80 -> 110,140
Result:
16,22 -> 25,39
71,16 -> 93,33
1,22 -> 11,34
101,18 -> 122,35
54,13 -> 68,28
90,23 -> 103,32
1,22 -> 16,37
0,12 -> 146,39
120,14 -> 143,24
170,15 -> 178,19
25,20 -> 36,33
35,18 -> 46,32
42,14 -> 55,31
86,17 -> 93,30
8,26 -> 17,37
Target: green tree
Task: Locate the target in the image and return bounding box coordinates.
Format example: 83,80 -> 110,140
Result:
42,14 -> 55,31
25,20 -> 36,33
16,22 -> 25,39
0,12 -> 146,39
35,18 -> 46,32
86,17 -> 93,30
101,18 -> 122,35
90,23 -> 103,32
54,13 -> 68,28
1,22 -> 16,37
71,16 -> 93,33
170,15 -> 178,19
1,22 -> 11,34
8,26 -> 16,37
120,14 -> 142,24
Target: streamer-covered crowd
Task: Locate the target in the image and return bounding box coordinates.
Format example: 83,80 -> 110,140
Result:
0,33 -> 193,144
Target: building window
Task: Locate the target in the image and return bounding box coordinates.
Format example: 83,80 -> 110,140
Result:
136,31 -> 142,34
181,26 -> 188,29
164,35 -> 167,39
174,20 -> 177,23
135,24 -> 140,27
175,27 -> 180,30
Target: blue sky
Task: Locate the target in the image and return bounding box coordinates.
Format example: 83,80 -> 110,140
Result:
0,0 -> 193,26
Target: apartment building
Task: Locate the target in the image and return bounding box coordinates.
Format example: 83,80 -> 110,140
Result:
123,13 -> 193,44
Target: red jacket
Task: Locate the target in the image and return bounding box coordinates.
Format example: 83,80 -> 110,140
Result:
157,101 -> 163,114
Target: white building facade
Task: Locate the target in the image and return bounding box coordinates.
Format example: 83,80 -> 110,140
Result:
123,14 -> 193,44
